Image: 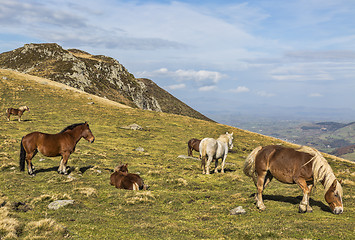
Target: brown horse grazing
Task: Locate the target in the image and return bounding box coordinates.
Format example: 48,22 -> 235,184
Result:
6,106 -> 30,122
187,138 -> 201,157
243,145 -> 343,214
20,122 -> 95,175
110,163 -> 147,190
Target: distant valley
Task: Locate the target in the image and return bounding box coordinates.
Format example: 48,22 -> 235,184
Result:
210,116 -> 355,162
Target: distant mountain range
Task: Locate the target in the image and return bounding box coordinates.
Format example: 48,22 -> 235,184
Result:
0,43 -> 212,122
222,119 -> 355,161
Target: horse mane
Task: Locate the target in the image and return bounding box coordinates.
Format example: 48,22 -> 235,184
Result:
18,106 -> 29,111
296,146 -> 341,194
60,122 -> 86,133
217,133 -> 232,144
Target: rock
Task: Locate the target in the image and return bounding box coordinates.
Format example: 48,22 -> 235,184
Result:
135,147 -> 145,152
121,123 -> 143,130
48,200 -> 74,210
177,155 -> 199,160
230,206 -> 246,215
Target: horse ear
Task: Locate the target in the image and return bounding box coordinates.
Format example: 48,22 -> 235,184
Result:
226,132 -> 229,134
338,179 -> 343,184
231,132 -> 233,136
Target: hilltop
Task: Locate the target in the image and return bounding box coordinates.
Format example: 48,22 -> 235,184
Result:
0,43 -> 212,122
0,68 -> 354,239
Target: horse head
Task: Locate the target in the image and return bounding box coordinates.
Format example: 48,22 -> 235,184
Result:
115,163 -> 128,173
325,179 -> 343,214
82,122 -> 95,143
226,132 -> 234,150
19,106 -> 30,112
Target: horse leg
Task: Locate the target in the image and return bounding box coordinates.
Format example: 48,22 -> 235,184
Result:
59,153 -> 70,175
220,153 -> 228,173
58,157 -> 64,174
205,155 -> 213,174
26,150 -> 38,175
201,156 -> 206,174
214,158 -> 218,173
188,146 -> 192,157
255,171 -> 267,210
306,184 -> 313,212
294,178 -> 312,213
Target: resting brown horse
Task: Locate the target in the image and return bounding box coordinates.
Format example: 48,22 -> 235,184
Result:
20,122 -> 95,175
6,106 -> 30,122
110,163 -> 147,190
187,138 -> 201,157
244,145 -> 343,214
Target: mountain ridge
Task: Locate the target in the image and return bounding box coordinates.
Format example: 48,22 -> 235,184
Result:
0,43 -> 212,122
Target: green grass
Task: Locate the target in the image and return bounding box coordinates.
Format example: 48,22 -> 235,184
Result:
0,69 -> 354,239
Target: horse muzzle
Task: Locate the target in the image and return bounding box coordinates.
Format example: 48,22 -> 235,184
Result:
88,137 -> 95,143
333,206 -> 343,214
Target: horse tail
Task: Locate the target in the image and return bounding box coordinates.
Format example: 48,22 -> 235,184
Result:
243,146 -> 263,183
19,137 -> 26,171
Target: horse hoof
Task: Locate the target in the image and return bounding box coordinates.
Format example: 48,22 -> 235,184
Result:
298,207 -> 307,213
306,207 -> 313,213
258,206 -> 266,211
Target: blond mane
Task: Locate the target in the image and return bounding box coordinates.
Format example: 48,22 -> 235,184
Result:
217,132 -> 233,146
18,106 -> 29,111
296,146 -> 342,195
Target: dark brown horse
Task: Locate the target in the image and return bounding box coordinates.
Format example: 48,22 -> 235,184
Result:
110,163 -> 146,190
188,138 -> 201,157
244,145 -> 343,214
20,122 -> 95,175
6,106 -> 30,122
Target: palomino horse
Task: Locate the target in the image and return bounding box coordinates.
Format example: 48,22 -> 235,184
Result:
243,145 -> 343,214
6,106 -> 30,122
187,138 -> 201,157
20,122 -> 95,175
110,163 -> 147,190
199,132 -> 233,174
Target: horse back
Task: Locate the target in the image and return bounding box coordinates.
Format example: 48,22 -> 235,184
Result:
110,171 -> 144,190
199,138 -> 217,156
23,131 -> 73,157
7,108 -> 19,115
256,145 -> 314,183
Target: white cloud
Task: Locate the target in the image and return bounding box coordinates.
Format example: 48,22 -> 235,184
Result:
309,93 -> 323,97
175,69 -> 226,83
166,83 -> 186,90
257,91 -> 275,97
270,63 -> 334,81
198,86 -> 216,92
230,86 -> 250,93
137,68 -> 226,83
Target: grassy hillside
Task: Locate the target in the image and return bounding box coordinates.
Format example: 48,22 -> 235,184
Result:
0,69 -> 354,239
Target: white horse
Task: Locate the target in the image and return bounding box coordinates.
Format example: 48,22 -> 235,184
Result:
199,132 -> 234,174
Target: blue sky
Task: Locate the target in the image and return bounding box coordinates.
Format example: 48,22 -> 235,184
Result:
1,0 -> 355,121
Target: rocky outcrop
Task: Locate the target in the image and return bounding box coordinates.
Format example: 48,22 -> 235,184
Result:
0,43 -> 212,121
